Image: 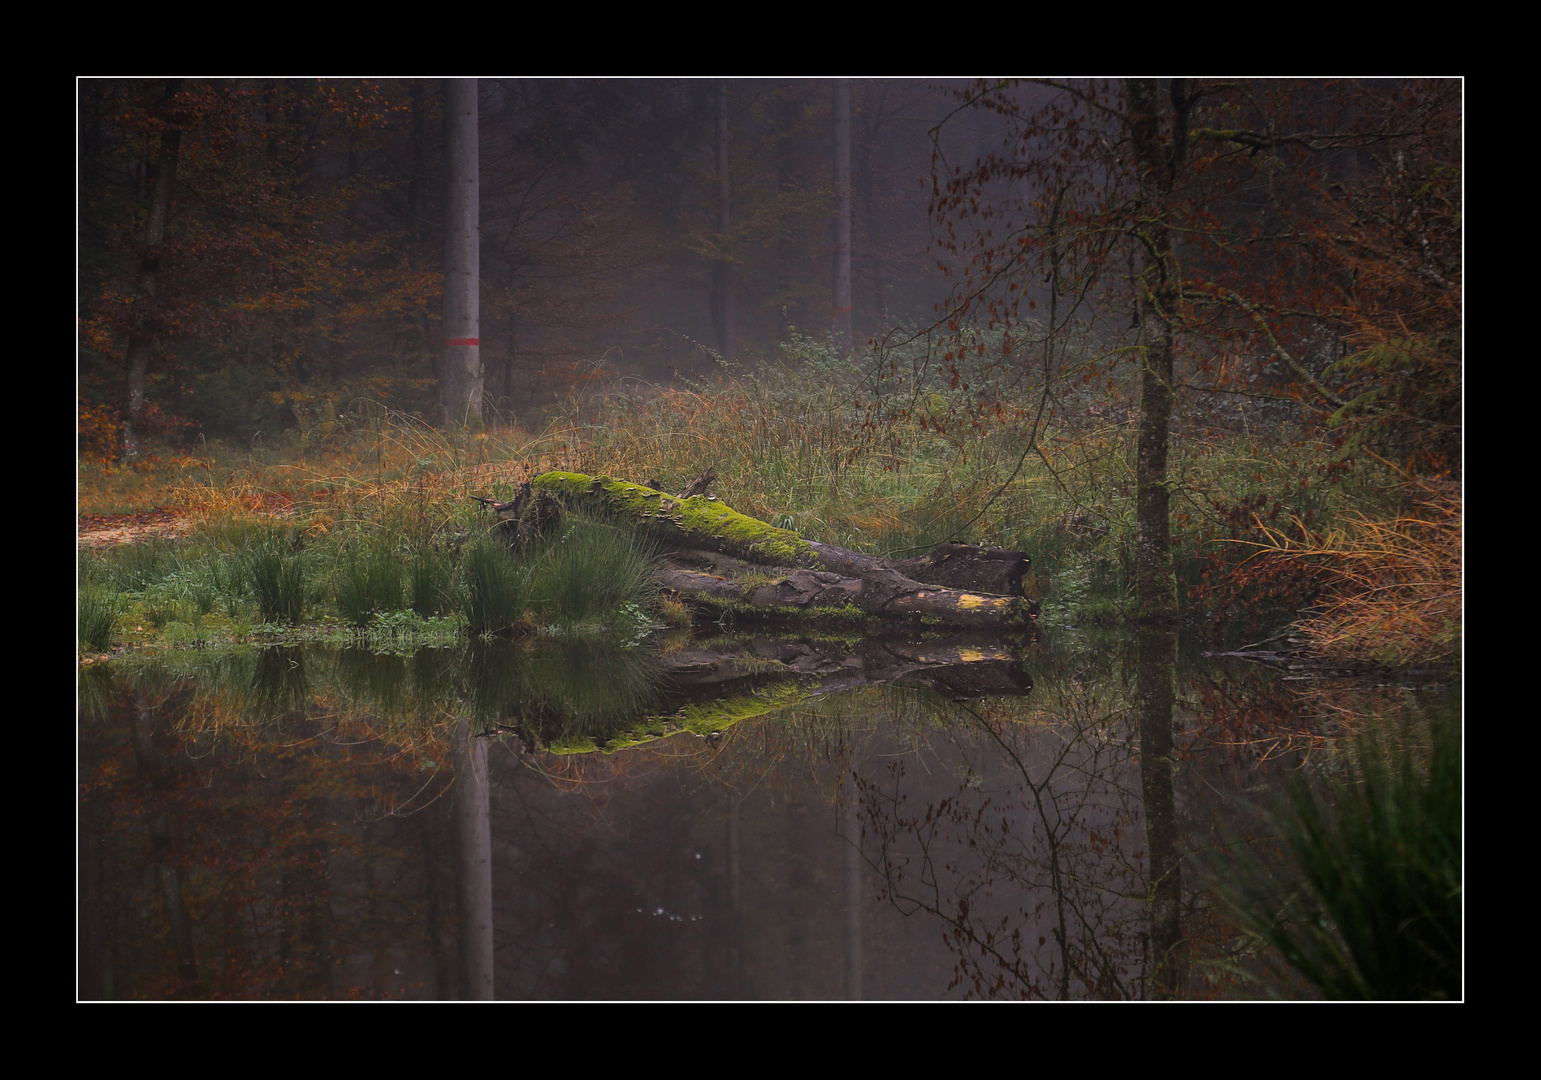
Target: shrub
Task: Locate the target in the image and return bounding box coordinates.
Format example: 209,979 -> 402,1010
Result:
523,516 -> 660,628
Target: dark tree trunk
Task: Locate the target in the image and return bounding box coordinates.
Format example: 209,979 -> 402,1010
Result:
122,81 -> 181,460
832,79 -> 853,356
441,78 -> 482,425
1125,78 -> 1185,621
523,472 -> 1037,628
711,80 -> 735,359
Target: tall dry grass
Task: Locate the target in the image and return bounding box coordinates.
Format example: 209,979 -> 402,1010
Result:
1246,473 -> 1461,664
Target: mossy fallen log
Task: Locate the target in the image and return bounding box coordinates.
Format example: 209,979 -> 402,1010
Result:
527,471 -> 1037,628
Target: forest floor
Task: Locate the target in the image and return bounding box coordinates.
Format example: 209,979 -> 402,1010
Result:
77,508 -> 193,549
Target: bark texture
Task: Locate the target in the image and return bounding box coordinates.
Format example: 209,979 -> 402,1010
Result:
441,78 -> 482,425
122,82 -> 182,460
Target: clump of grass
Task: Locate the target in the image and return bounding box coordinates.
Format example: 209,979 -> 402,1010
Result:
242,527 -> 307,625
462,535 -> 529,635
79,589 -> 120,651
408,546 -> 458,617
105,538 -> 177,592
335,542 -> 405,628
1246,475 -> 1460,664
1221,705 -> 1461,1000
523,516 -> 660,628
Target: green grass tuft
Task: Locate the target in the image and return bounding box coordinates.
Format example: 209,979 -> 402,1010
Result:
242,527 -> 307,625
1221,703 -> 1461,999
78,589 -> 120,651
335,542 -> 405,628
462,535 -> 528,634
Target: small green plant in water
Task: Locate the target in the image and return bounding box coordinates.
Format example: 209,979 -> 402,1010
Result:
408,546 -> 457,617
523,516 -> 660,629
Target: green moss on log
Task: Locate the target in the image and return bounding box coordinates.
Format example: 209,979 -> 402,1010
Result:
531,472 -> 819,568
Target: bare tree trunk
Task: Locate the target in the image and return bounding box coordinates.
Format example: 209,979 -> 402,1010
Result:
122,82 -> 181,460
1125,78 -> 1184,621
775,83 -> 803,336
832,79 -> 853,357
524,472 -> 1036,627
711,81 -> 735,360
441,78 -> 482,426
410,82 -> 437,378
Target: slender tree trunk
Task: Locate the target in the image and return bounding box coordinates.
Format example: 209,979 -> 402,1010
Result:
1125,78 -> 1184,621
122,82 -> 181,460
410,83 -> 436,377
711,81 -> 735,359
441,78 -> 482,426
775,82 -> 803,337
832,79 -> 853,356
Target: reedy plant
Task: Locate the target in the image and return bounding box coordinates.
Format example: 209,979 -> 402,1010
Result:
78,589 -> 120,651
461,534 -> 529,635
334,539 -> 406,628
242,526 -> 308,625
1218,704 -> 1461,1000
521,516 -> 661,629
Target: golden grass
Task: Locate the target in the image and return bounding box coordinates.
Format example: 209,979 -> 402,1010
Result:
1248,474 -> 1461,664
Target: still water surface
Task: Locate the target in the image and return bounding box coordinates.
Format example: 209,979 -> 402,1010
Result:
77,627 -> 1449,999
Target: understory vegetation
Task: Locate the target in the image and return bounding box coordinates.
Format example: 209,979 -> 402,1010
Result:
78,332 -> 1458,664
1216,698 -> 1461,1000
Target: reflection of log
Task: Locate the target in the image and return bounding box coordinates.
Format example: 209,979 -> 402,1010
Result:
529,471 -> 1038,628
544,632 -> 1034,753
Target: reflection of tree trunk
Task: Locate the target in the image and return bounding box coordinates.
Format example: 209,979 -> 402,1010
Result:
1136,624 -> 1183,998
453,720 -> 494,999
421,802 -> 457,999
842,769 -> 863,1000
832,78 -> 853,356
129,692 -> 199,994
726,793 -> 742,997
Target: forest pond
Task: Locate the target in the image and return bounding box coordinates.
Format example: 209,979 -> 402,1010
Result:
78,625 -> 1453,1000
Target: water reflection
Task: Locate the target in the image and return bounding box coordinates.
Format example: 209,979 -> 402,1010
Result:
77,629 -> 1451,999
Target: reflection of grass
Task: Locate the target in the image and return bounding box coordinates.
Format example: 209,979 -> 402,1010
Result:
1223,704 -> 1461,1000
